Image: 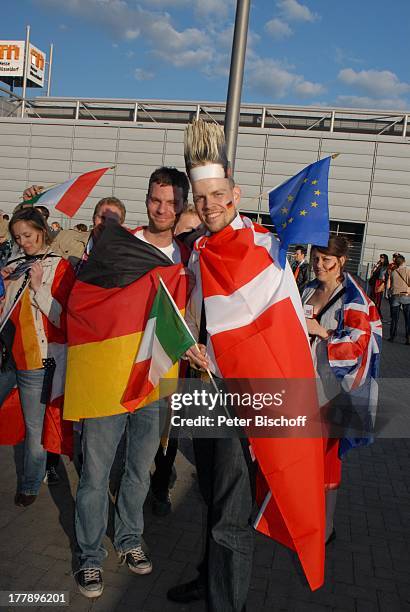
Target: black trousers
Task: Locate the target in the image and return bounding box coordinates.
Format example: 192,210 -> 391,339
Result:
46,452 -> 59,469
151,437 -> 178,498
193,436 -> 256,612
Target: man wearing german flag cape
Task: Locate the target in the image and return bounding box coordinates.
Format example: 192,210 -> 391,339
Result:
167,120 -> 325,610
64,168 -> 191,599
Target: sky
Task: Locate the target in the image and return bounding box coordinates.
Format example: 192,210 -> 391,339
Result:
5,0 -> 410,110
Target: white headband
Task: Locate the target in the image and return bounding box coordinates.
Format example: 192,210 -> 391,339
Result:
189,164 -> 226,182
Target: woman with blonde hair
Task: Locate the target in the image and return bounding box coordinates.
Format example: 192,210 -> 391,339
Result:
0,207 -> 75,507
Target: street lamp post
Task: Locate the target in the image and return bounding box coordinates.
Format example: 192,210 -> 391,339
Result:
224,0 -> 250,174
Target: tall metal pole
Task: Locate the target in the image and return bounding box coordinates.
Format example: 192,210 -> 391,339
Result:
47,43 -> 53,97
224,0 -> 250,173
21,25 -> 30,118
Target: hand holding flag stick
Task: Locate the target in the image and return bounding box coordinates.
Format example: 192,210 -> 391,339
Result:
121,275 -> 219,454
157,277 -> 219,393
0,247 -> 51,334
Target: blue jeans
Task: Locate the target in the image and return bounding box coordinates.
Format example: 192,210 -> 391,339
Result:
390,296 -> 410,338
0,367 -> 48,495
75,404 -> 160,570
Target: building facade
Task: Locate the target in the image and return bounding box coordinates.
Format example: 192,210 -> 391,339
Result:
0,98 -> 409,274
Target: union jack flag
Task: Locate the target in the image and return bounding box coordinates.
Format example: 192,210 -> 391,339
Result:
326,273 -> 382,457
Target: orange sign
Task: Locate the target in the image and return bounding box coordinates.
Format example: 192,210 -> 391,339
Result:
0,40 -> 46,87
0,44 -> 21,61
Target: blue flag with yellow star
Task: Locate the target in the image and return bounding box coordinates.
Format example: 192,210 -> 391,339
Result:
268,156 -> 331,268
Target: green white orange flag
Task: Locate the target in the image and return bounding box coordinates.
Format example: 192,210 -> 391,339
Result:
122,277 -> 195,412
21,166 -> 112,217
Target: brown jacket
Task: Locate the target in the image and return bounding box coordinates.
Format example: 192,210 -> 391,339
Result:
51,229 -> 91,264
391,265 -> 410,295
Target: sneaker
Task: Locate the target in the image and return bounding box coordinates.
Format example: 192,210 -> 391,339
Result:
76,568 -> 104,598
152,491 -> 172,517
120,546 -> 152,575
14,493 -> 37,507
43,466 -> 60,486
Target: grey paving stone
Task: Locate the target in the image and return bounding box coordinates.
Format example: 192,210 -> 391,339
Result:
353,601 -> 378,612
1,327 -> 410,610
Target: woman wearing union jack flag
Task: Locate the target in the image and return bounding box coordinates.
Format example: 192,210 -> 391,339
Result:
302,236 -> 382,545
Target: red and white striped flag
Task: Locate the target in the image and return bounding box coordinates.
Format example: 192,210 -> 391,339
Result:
191,215 -> 326,591
22,167 -> 112,217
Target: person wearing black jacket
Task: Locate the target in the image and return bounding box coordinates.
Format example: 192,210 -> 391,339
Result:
292,245 -> 309,294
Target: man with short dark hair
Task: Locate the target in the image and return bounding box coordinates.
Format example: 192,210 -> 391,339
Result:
73,166 -> 191,600
292,244 -> 309,294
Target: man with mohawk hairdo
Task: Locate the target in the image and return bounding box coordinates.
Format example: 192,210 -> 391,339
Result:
167,120 -> 326,610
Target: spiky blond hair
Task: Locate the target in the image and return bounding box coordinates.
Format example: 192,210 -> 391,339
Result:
184,119 -> 228,174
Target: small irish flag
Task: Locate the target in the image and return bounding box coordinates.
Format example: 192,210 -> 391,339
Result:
22,167 -> 112,217
122,277 -> 195,412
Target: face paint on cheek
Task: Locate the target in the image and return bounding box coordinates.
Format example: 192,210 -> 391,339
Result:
226,201 -> 234,210
327,262 -> 338,272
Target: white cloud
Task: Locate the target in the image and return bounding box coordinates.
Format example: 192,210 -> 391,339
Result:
265,18 -> 293,39
336,95 -> 409,111
193,0 -> 232,18
137,0 -> 233,17
124,28 -> 140,40
134,67 -> 155,80
34,0 -> 233,80
338,68 -> 410,98
147,20 -> 213,67
162,47 -> 214,68
246,57 -> 325,100
149,21 -> 207,51
334,47 -> 362,66
277,0 -> 319,22
294,80 -> 325,97
140,0 -> 188,6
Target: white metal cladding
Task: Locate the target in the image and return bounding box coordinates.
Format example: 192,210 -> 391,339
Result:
0,117 -> 409,268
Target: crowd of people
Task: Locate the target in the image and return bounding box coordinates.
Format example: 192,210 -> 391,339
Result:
0,119 -> 391,609
369,252 -> 410,344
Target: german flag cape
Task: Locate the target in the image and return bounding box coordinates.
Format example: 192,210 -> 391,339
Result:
193,216 -> 325,591
63,223 -> 190,421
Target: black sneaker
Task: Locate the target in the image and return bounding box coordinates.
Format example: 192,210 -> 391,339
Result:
152,491 -> 172,517
120,546 -> 152,575
43,466 -> 60,486
76,568 -> 104,598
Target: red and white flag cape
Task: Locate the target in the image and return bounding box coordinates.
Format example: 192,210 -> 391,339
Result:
191,215 -> 325,591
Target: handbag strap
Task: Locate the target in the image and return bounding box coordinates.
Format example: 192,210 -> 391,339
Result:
395,269 -> 410,288
316,287 -> 346,324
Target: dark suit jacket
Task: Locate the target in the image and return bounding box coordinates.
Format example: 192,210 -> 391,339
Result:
293,260 -> 309,294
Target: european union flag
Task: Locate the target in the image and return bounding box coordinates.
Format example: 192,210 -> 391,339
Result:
268,156 -> 331,268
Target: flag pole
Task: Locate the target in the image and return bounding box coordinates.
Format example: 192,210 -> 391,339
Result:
158,276 -> 219,393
